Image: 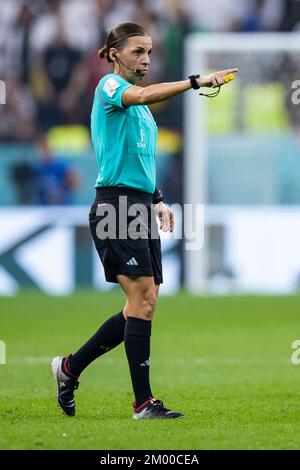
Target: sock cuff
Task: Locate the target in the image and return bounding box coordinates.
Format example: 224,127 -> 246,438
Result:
125,316 -> 152,337
63,354 -> 79,379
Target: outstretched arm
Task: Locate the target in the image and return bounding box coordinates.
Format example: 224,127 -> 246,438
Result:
122,68 -> 238,106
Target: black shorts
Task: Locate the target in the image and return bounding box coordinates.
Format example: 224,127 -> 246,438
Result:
89,186 -> 163,285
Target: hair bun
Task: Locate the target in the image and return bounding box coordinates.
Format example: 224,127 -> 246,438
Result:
98,45 -> 108,59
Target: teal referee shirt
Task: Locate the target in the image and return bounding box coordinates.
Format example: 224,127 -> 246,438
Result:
91,73 -> 158,194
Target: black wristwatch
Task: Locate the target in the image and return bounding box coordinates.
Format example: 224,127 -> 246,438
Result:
152,187 -> 164,204
189,74 -> 200,90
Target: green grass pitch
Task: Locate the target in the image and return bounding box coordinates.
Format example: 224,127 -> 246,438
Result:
0,291 -> 300,450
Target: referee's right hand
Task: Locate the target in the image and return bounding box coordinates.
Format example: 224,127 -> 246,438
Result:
197,68 -> 238,88
154,202 -> 175,233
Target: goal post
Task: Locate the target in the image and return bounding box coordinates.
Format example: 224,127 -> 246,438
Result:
184,33 -> 300,294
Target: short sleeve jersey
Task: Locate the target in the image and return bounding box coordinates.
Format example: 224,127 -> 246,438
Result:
91,73 -> 158,194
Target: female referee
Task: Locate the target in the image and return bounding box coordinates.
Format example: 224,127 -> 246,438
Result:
51,23 -> 238,420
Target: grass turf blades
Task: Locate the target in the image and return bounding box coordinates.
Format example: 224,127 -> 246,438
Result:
0,291 -> 299,450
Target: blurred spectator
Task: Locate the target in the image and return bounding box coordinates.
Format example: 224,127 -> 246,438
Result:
59,0 -> 102,52
3,2 -> 37,80
30,0 -> 63,53
34,23 -> 89,130
163,1 -> 191,80
19,4 -> 35,81
0,75 -> 36,141
238,0 -> 284,32
94,0 -> 137,31
183,0 -> 284,32
0,0 -> 24,76
184,0 -> 243,32
14,3 -> 36,82
0,0 -> 293,146
10,160 -> 35,205
34,135 -> 79,205
132,0 -> 166,82
281,0 -> 300,30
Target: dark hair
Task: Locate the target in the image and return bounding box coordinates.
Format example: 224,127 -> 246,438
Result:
98,23 -> 149,63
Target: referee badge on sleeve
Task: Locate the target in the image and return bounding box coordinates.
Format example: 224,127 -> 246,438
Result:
103,77 -> 120,98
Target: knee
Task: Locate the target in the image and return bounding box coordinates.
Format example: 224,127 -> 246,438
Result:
141,290 -> 157,320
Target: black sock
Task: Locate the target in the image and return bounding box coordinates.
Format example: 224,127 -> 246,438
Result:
65,311 -> 126,377
124,317 -> 153,408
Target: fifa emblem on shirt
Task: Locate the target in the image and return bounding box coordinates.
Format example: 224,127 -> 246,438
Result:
137,128 -> 146,149
103,77 -> 120,98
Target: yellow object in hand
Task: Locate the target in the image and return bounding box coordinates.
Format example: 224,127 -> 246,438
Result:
224,73 -> 235,83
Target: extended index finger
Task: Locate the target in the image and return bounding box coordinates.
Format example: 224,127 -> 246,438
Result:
221,68 -> 239,76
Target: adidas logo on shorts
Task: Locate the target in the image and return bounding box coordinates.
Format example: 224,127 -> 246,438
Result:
126,257 -> 138,266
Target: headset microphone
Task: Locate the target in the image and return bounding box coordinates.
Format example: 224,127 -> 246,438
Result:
113,55 -> 143,74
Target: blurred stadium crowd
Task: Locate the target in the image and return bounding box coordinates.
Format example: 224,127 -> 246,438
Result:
1,0 -> 300,142
1,0 -> 300,205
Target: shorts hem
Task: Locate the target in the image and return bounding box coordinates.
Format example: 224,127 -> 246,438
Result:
105,269 -> 159,284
